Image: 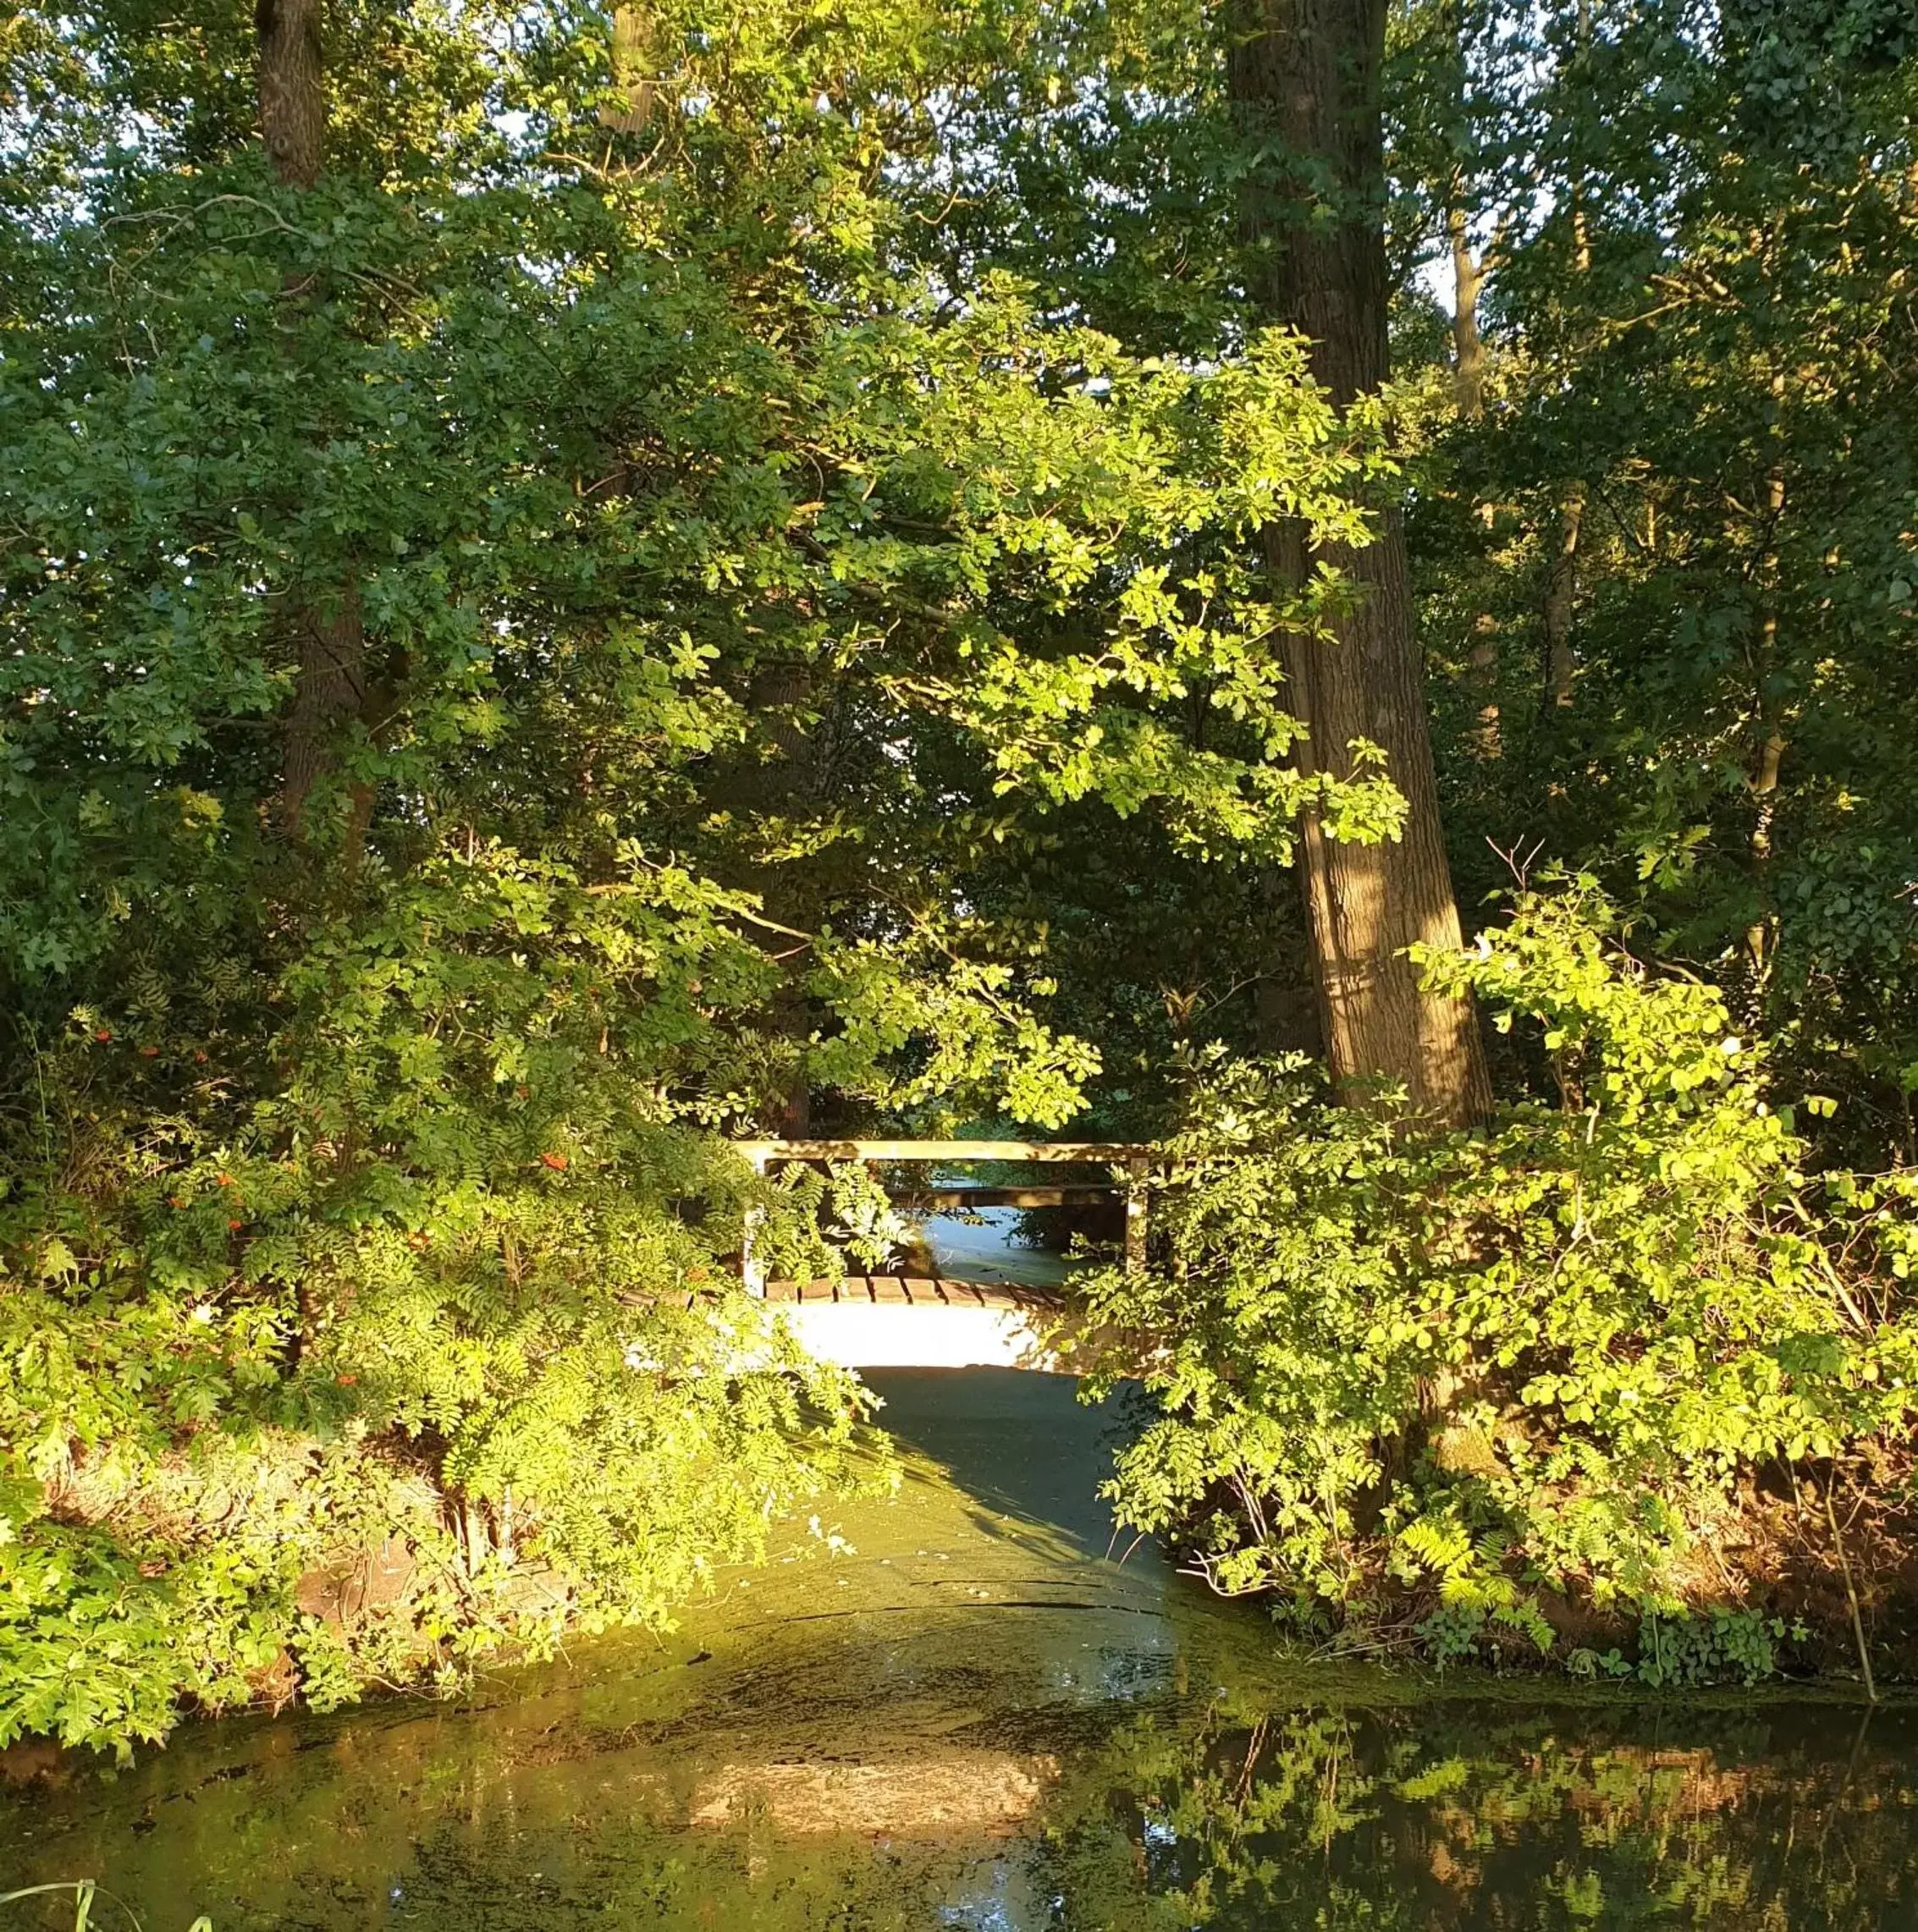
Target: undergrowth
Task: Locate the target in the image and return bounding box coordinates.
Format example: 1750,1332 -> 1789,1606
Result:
1078,883 -> 1918,1683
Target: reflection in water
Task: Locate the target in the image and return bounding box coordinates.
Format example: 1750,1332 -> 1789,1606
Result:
3,1370 -> 1914,1930
922,1203 -> 1077,1289
1051,1698 -> 1917,1929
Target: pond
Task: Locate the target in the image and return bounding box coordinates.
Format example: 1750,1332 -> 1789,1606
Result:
3,1215 -> 1915,1930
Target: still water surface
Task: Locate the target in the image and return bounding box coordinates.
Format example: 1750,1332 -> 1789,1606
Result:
4,1216 -> 1916,1929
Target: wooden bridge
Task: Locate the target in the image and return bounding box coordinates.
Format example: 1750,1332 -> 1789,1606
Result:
734,1140 -> 1152,1371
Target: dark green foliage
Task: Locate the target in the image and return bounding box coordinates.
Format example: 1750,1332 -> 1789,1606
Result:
0,0 -> 1402,1753
1401,1 -> 1918,1154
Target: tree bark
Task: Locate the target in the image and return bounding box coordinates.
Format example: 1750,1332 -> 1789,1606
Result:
257,0 -> 326,187
1744,369 -> 1788,982
1229,0 -> 1491,1125
280,582 -> 370,840
600,5 -> 660,134
1447,201 -> 1487,422
1540,0 -> 1594,717
1451,188 -> 1500,755
258,0 -> 367,841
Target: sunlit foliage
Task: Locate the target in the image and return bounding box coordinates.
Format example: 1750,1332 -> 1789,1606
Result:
1081,885 -> 1918,1660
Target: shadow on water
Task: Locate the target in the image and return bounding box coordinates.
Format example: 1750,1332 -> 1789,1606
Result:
859,1366 -> 1148,1560
870,1205 -> 1154,1566
3,1212 -> 1918,1929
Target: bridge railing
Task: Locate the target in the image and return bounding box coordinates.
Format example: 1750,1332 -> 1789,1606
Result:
731,1139 -> 1154,1295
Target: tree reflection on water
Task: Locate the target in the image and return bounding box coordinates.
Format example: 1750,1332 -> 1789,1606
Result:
1028,1696 -> 1915,1931
9,1683 -> 1910,1931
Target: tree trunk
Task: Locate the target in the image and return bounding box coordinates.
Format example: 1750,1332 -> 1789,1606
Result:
258,0 -> 367,841
1229,0 -> 1491,1125
1447,201 -> 1487,422
1451,190 -> 1500,756
279,581 -> 367,834
257,0 -> 326,187
1744,367 -> 1788,983
1540,0 -> 1594,718
1541,483 -> 1583,710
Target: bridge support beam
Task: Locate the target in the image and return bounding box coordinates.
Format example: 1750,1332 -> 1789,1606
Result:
1125,1156 -> 1148,1274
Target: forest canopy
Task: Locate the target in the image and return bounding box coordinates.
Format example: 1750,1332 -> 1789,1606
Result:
2,0 -> 1915,1752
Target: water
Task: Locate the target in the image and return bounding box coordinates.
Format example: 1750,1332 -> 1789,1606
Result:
918,1202 -> 1077,1288
3,1221 -> 1916,1929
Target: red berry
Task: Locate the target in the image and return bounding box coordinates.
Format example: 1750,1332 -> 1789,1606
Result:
541,1152 -> 569,1171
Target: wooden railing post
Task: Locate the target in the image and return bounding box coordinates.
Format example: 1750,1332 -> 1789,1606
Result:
1125,1156 -> 1148,1275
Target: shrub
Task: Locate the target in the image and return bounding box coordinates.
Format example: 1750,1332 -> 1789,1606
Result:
0,942 -> 887,1758
1078,884 -> 1918,1664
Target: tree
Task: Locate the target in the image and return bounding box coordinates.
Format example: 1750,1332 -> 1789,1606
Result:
254,0 -> 372,844
0,0 -> 1393,1753
1404,0 -> 1918,1155
1228,0 -> 1491,1123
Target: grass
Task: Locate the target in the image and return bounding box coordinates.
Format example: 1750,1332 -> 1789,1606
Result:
0,1882 -> 209,1932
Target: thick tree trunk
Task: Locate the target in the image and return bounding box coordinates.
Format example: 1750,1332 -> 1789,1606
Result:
1229,0 -> 1491,1125
257,0 -> 325,186
280,583 -> 370,839
258,0 -> 367,841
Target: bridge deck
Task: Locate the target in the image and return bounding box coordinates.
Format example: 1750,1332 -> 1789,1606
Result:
758,1277 -> 1069,1372
761,1275 -> 1062,1311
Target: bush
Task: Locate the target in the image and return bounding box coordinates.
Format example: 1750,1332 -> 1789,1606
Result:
1077,883 -> 1918,1665
0,938 -> 887,1758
